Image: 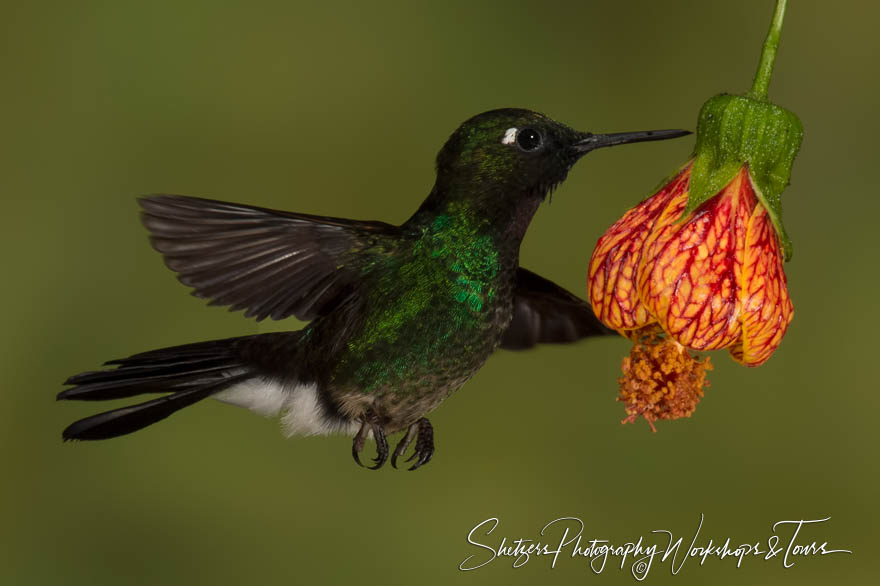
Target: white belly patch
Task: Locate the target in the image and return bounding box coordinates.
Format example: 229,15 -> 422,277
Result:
213,378 -> 358,437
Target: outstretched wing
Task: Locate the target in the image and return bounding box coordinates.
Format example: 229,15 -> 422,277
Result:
140,195 -> 398,322
500,268 -> 615,350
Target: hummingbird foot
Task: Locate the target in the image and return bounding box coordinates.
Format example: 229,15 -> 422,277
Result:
391,417 -> 434,471
351,411 -> 388,470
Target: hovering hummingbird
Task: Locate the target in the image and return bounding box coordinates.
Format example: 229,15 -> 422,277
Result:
59,109 -> 689,470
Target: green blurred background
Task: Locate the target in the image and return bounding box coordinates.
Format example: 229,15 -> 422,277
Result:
1,0 -> 876,584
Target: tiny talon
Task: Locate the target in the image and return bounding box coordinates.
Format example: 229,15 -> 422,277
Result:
351,421 -> 368,468
392,423 -> 418,469
407,418 -> 434,471
368,421 -> 388,470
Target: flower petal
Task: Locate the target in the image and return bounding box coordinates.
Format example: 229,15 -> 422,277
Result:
639,167 -> 755,350
729,195 -> 794,366
588,167 -> 690,330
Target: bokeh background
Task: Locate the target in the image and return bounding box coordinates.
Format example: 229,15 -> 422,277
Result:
1,1 -> 876,584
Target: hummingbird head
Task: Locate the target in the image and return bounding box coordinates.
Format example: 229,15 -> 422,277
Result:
416,108 -> 689,238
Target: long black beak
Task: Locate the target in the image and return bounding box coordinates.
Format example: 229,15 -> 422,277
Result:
573,129 -> 691,153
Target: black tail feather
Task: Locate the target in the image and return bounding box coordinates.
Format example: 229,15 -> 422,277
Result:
60,336 -> 256,440
101,337 -> 245,366
59,337 -> 250,402
62,374 -> 250,440
59,360 -> 239,401
65,357 -> 234,385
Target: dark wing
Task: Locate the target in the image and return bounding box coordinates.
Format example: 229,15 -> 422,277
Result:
500,268 -> 616,350
139,195 -> 398,322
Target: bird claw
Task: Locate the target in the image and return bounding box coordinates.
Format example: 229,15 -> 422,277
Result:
392,417 -> 434,471
369,422 -> 388,470
351,412 -> 388,470
391,424 -> 417,469
352,429 -> 366,468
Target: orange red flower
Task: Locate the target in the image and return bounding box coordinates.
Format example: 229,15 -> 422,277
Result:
588,162 -> 792,366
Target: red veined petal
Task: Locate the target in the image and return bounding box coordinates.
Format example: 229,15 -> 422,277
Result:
587,166 -> 690,330
639,167 -> 756,351
729,194 -> 794,366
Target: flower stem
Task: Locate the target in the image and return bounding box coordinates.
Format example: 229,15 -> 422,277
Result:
748,0 -> 788,101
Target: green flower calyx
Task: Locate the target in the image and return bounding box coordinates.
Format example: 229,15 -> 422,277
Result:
685,0 -> 802,261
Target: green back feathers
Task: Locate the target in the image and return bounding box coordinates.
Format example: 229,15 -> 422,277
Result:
340,202 -> 502,392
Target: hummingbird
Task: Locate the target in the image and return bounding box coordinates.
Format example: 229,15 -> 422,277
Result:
59,109 -> 689,470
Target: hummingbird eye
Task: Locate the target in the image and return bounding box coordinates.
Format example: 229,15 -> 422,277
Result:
515,128 -> 543,152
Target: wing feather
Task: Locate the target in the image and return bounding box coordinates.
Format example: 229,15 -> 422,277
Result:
140,195 -> 398,322
500,268 -> 615,350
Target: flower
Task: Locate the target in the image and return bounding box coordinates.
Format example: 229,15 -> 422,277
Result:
585,0 -> 803,428
588,161 -> 793,366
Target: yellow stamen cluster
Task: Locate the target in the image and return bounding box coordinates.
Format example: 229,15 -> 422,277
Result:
618,331 -> 713,431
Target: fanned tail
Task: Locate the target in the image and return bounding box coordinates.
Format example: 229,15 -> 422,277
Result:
59,337 -> 254,441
